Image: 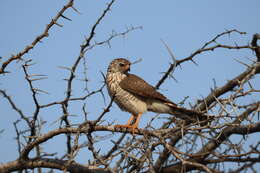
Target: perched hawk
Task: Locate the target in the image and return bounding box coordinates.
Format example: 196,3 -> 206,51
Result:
106,58 -> 210,132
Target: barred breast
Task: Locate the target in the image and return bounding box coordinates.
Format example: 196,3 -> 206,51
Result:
106,72 -> 147,116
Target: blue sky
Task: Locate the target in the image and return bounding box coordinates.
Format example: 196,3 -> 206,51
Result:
1,0 -> 259,170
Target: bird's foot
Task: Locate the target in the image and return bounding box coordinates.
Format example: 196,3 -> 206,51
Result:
114,124 -> 138,134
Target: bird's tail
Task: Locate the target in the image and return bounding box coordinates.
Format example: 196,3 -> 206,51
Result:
166,103 -> 213,125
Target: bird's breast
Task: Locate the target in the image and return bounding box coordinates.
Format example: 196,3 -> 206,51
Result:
106,72 -> 126,96
106,72 -> 147,115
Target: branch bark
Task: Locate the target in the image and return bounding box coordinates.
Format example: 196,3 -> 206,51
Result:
160,102 -> 260,173
0,158 -> 110,173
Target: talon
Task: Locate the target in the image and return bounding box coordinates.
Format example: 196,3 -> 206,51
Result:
114,113 -> 142,135
114,124 -> 138,134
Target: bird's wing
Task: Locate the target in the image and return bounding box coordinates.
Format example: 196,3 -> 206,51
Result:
119,74 -> 177,106
120,74 -> 213,123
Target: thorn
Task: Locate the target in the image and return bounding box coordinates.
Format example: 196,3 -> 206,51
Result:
61,14 -> 72,21
212,78 -> 217,89
190,59 -> 198,66
58,66 -> 72,71
71,6 -> 82,15
161,39 -> 177,63
132,58 -> 142,65
100,71 -> 106,81
53,20 -> 63,27
30,77 -> 48,81
33,88 -> 49,94
248,81 -> 253,90
234,41 -> 238,48
29,74 -> 48,77
234,58 -> 250,68
24,61 -> 37,66
168,73 -> 178,82
25,59 -> 33,64
107,41 -> 111,49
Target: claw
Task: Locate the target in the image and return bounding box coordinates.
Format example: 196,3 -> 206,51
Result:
114,124 -> 138,134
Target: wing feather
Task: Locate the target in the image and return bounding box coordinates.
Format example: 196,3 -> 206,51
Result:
119,74 -> 176,106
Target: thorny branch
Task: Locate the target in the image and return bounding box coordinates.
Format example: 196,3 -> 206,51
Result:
155,29 -> 251,89
22,61 -> 41,142
0,0 -> 75,74
160,102 -> 260,173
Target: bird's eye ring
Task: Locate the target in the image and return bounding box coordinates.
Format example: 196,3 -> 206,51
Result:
119,63 -> 125,67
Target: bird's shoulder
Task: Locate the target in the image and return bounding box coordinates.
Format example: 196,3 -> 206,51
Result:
120,74 -> 150,86
119,73 -> 176,105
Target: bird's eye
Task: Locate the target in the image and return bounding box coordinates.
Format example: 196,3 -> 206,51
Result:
119,63 -> 125,67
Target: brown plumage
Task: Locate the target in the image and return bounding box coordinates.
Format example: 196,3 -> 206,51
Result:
120,74 -> 175,106
106,58 -> 211,133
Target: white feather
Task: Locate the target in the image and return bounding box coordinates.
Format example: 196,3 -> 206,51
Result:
147,100 -> 171,114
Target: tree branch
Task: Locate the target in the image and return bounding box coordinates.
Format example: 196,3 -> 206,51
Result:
0,158 -> 110,173
0,0 -> 75,74
161,102 -> 260,173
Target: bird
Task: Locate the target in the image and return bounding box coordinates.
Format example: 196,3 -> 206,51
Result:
105,58 -> 211,133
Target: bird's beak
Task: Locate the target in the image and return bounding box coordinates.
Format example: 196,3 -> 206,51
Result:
126,64 -> 131,72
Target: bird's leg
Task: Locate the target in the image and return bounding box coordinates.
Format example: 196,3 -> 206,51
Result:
114,113 -> 142,134
126,115 -> 135,126
130,113 -> 142,134
114,115 -> 135,128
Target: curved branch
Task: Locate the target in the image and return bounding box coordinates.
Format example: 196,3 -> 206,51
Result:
20,124 -> 158,159
0,158 -> 110,173
155,29 -> 249,89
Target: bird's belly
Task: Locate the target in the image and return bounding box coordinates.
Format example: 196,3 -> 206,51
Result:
114,90 -> 147,115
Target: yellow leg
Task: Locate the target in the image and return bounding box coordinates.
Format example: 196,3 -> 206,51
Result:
131,113 -> 142,130
114,113 -> 142,134
126,115 -> 135,126
114,115 -> 134,128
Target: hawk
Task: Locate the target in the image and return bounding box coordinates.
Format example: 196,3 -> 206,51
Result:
106,58 -> 210,133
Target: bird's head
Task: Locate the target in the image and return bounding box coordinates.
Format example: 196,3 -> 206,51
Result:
108,58 -> 131,74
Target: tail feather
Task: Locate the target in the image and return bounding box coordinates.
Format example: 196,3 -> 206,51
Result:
166,103 -> 214,124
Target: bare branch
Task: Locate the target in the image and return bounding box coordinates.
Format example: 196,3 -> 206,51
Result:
0,158 -> 110,173
0,0 -> 75,74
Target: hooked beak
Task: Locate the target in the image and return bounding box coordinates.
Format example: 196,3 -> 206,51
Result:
127,65 -> 131,72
